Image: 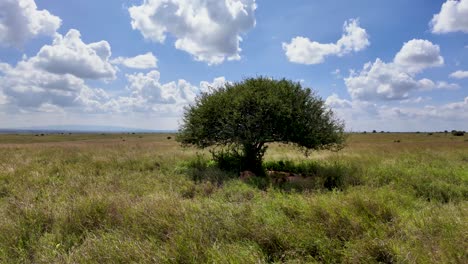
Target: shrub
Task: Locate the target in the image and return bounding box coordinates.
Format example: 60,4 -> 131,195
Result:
211,149 -> 243,173
451,131 -> 465,136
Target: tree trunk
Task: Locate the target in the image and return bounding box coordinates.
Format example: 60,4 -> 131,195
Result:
242,142 -> 266,176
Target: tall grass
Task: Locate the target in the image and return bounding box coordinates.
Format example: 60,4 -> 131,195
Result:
0,133 -> 466,263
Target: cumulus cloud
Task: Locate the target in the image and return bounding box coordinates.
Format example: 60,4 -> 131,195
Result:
325,93 -> 467,131
33,29 -> 116,80
400,96 -> 432,104
0,29 -> 117,112
102,71 -> 227,114
128,0 -> 257,65
1,36 -> 227,116
0,0 -> 61,48
282,19 -> 369,64
0,61 -> 12,73
387,97 -> 468,122
431,0 -> 468,33
324,94 -> 380,129
450,70 -> 468,79
126,70 -> 196,104
394,39 -> 444,73
0,59 -> 109,112
325,93 -> 352,108
345,39 -> 447,101
345,59 -> 432,100
433,81 -> 460,90
200,76 -> 229,93
111,52 -> 158,69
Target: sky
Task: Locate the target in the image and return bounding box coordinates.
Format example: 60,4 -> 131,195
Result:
0,0 -> 467,131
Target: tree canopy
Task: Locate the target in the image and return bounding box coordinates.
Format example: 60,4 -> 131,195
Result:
178,77 -> 345,175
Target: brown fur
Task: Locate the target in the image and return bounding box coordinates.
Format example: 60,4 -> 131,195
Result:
267,171 -> 304,185
239,170 -> 255,181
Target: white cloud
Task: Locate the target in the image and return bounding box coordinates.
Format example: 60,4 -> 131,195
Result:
388,97 -> 468,122
416,79 -> 460,91
325,93 -> 352,108
33,29 -> 116,80
394,39 -> 444,73
0,59 -> 108,111
200,76 -> 229,93
0,61 -> 12,73
111,52 -> 157,69
37,103 -> 65,113
283,37 -> 339,65
126,70 -> 196,104
282,19 -> 369,64
450,70 -> 468,79
0,91 -> 7,105
400,96 -> 432,104
0,0 -> 61,48
0,29 -> 116,112
103,71 -> 226,115
435,81 -> 460,90
431,0 -> 468,34
345,59 -> 431,101
1,34 -> 227,116
345,39 -> 447,101
128,0 -> 257,65
324,94 -> 468,131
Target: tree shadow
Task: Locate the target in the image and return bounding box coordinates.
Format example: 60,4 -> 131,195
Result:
263,160 -> 363,192
180,156 -> 362,193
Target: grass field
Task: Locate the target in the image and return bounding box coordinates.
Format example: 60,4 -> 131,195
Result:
0,132 -> 466,263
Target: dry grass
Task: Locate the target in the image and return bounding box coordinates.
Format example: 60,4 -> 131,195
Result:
0,132 -> 466,263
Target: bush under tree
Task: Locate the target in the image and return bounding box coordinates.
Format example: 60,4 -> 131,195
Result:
177,77 -> 345,175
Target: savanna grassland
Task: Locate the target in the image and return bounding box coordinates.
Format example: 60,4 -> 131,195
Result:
0,132 -> 466,263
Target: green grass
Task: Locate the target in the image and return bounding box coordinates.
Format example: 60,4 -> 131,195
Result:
0,133 -> 466,263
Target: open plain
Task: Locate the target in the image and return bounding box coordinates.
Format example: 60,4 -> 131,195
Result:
0,133 -> 466,263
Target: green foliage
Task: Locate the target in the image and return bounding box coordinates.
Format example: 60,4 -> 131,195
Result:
178,77 -> 345,174
451,130 -> 465,136
210,149 -> 244,173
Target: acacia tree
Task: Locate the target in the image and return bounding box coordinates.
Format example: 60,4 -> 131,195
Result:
177,77 -> 345,175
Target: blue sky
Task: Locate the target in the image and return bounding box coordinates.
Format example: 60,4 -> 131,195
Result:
0,0 -> 467,131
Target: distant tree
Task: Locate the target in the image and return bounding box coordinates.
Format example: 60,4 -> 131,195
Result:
452,130 -> 465,136
372,130 -> 377,133
178,77 -> 345,175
